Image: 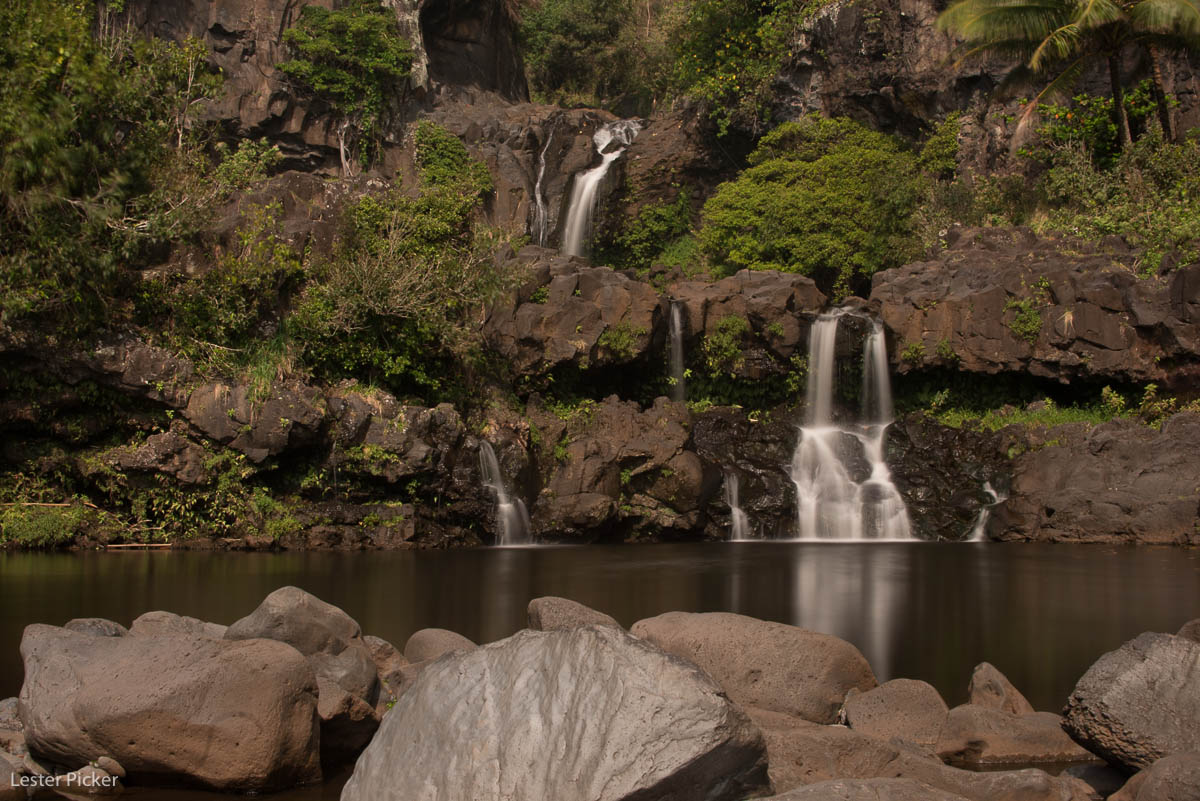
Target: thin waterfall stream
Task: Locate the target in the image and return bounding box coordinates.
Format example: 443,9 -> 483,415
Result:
532,128 -> 555,247
479,442 -> 532,546
560,120 -> 641,257
788,311 -> 913,540
669,300 -> 686,402
724,471 -> 752,541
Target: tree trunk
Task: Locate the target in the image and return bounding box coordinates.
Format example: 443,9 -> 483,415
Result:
1147,42 -> 1175,142
1108,53 -> 1133,148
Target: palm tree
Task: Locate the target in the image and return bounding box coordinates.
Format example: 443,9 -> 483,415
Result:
938,0 -> 1200,146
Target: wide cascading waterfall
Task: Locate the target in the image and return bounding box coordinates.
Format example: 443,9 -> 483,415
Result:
669,300 -> 686,403
479,442 -> 532,546
560,120 -> 642,258
532,128 -> 554,247
724,471 -> 752,541
789,312 -> 913,541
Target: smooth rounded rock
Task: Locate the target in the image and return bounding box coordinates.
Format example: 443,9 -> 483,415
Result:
632,611 -> 877,723
63,619 -> 129,638
1177,619 -> 1200,643
342,625 -> 771,801
1110,752 -> 1200,801
528,596 -> 620,631
841,678 -> 948,749
402,628 -> 476,663
967,662 -> 1035,716
18,624 -> 321,791
130,611 -> 226,639
1064,632 -> 1200,772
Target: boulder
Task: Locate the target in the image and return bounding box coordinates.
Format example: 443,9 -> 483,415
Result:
527,596 -> 620,631
0,754 -> 24,801
0,698 -> 18,731
764,777 -> 969,801
403,628 -> 476,663
1061,763 -> 1127,798
1064,632 -> 1200,772
362,635 -> 409,702
1109,753 -> 1200,801
749,708 -> 1097,801
935,706 -> 1094,766
17,624 -> 320,791
1178,619 -> 1200,643
315,678 -> 380,764
341,625 -> 771,801
840,679 -> 948,750
52,764 -> 122,795
967,662 -> 1035,716
632,612 -> 877,724
130,611 -> 227,639
62,619 -> 129,638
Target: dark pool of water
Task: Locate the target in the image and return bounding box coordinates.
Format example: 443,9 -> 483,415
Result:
3,543 -> 1198,799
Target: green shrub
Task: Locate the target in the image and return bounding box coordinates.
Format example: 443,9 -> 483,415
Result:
918,112 -> 961,179
597,322 -> 646,360
599,189 -> 692,271
0,504 -> 89,548
413,121 -> 492,193
702,315 -> 750,377
698,118 -> 926,295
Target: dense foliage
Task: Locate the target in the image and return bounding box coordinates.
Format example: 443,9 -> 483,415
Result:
697,118 -> 927,295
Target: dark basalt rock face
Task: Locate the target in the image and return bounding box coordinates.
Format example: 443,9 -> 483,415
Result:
871,227 -> 1200,389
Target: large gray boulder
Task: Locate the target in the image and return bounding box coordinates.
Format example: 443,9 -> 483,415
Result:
528,596 -> 620,631
225,587 -> 381,763
749,708 -> 1097,801
935,706 -> 1094,766
17,624 -> 320,791
1109,752 -> 1200,801
967,662 -> 1035,716
341,625 -> 772,801
632,612 -> 877,724
840,679 -> 948,750
764,778 -> 969,801
1063,632 -> 1200,772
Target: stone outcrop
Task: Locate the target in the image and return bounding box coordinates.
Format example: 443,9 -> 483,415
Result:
1064,632 -> 1200,773
1109,753 -> 1200,801
840,679 -> 948,750
528,596 -> 621,631
871,227 -> 1200,389
968,662 -> 1036,716
340,625 -> 772,801
17,624 -> 321,791
764,778 -> 970,801
935,706 -> 1094,766
632,612 -> 878,724
130,611 -> 227,639
998,413 -> 1200,544
402,628 -> 476,663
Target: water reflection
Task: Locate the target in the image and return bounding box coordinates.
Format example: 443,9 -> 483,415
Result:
2,544 -> 1198,713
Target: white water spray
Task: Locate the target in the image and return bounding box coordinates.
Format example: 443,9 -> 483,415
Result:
967,481 -> 1004,542
479,442 -> 532,546
789,312 -> 913,541
560,120 -> 642,258
669,300 -> 686,403
724,471 -> 752,541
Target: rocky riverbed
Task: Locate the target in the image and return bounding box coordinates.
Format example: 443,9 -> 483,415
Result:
2,588 -> 1198,800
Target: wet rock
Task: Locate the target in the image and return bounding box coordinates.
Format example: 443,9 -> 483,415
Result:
1177,619 -> 1200,643
62,619 -> 129,639
935,706 -> 1094,766
403,628 -> 476,663
130,611 -> 226,639
749,708 -> 1097,801
341,625 -> 771,801
1064,632 -> 1200,772
1109,752 -> 1200,801
871,228 -> 1200,389
18,624 -> 321,791
999,413 -> 1200,544
632,612 -> 877,724
764,777 -> 969,801
528,596 -> 620,631
840,679 -> 948,750
968,662 -> 1036,716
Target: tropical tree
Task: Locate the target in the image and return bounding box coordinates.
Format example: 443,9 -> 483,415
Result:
938,0 -> 1200,146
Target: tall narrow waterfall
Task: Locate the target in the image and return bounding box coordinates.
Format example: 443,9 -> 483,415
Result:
669,300 -> 686,402
479,442 -> 532,546
532,129 -> 554,246
724,471 -> 753,541
560,120 -> 642,258
789,312 -> 913,540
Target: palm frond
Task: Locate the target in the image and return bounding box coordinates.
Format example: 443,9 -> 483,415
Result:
1029,22 -> 1084,69
939,0 -> 1075,42
1131,0 -> 1200,38
1072,0 -> 1125,29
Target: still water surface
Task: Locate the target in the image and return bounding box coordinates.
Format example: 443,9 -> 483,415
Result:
1,543 -> 1197,797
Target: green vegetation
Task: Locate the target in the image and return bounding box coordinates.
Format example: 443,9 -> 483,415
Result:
279,0 -> 412,172
413,120 -> 493,192
598,189 -> 693,272
701,315 -> 750,378
697,118 -> 927,296
597,322 -> 646,360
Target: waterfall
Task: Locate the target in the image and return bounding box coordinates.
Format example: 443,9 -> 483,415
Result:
967,482 -> 1003,542
789,312 -> 913,541
532,128 -> 554,247
560,120 -> 642,258
479,442 -> 532,546
724,471 -> 752,541
669,300 -> 686,403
